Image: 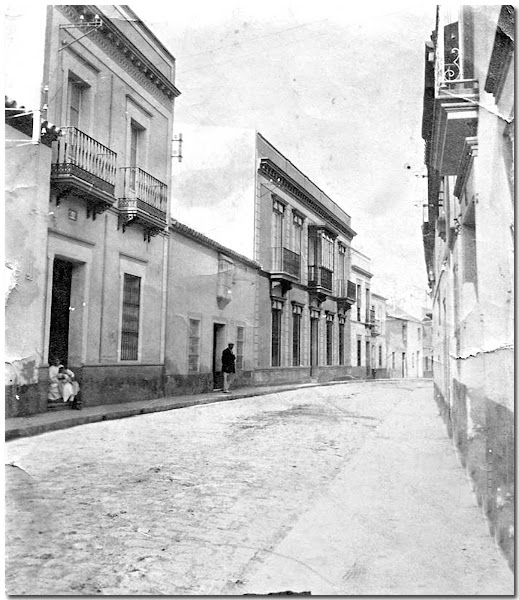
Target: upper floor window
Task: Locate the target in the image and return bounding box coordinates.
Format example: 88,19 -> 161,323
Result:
272,198 -> 285,248
292,213 -> 303,255
67,75 -> 89,129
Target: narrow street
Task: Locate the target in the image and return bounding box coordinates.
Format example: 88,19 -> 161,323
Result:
5,381 -> 513,596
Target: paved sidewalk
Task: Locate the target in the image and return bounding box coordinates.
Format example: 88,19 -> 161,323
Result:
6,379 -> 419,441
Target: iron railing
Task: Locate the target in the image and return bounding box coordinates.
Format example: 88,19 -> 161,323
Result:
308,266 -> 333,292
120,167 -> 168,212
53,127 -> 117,186
271,247 -> 301,278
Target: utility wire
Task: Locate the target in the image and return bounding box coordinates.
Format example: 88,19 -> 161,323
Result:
179,18 -> 329,60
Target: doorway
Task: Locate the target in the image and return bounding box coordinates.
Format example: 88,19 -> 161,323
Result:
48,258 -> 73,365
212,323 -> 225,390
365,340 -> 371,377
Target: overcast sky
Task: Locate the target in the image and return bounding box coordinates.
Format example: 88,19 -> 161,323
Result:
134,2 -> 436,311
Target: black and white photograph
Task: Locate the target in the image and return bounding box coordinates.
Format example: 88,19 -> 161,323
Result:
4,2 -> 514,595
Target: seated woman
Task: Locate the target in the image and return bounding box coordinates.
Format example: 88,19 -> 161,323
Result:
47,357 -> 64,403
58,366 -> 80,403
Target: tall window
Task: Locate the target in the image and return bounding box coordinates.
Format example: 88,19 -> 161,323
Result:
292,305 -> 302,367
417,351 -> 420,371
417,326 -> 422,340
337,244 -> 346,295
271,300 -> 283,367
129,121 -> 143,190
356,282 -> 362,321
357,338 -> 362,367
188,319 -> 200,372
326,314 -> 334,366
272,199 -> 285,270
338,319 -> 345,365
236,326 -> 244,370
68,80 -> 82,128
121,274 -> 141,361
402,322 -> 408,343
322,233 -> 334,271
378,345 -> 382,367
293,213 -> 303,255
392,352 -> 396,369
365,288 -> 371,322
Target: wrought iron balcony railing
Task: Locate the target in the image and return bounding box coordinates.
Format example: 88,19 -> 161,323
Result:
120,167 -> 168,213
308,266 -> 333,292
271,247 -> 301,279
52,127 -> 117,192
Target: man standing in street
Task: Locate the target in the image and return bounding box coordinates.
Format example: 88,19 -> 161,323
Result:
221,343 -> 236,393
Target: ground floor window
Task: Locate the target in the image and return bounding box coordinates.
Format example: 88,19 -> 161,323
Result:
338,321 -> 345,365
236,326 -> 244,370
188,319 -> 200,372
121,273 -> 141,361
326,315 -> 334,366
272,300 -> 283,367
357,338 -> 362,367
292,305 -> 302,366
378,345 -> 382,367
392,352 -> 395,369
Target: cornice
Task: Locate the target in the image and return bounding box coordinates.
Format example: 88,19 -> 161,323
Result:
259,159 -> 357,240
56,5 -> 181,108
351,264 -> 373,279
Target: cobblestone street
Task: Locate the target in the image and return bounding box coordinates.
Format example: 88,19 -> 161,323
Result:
5,381 -> 513,595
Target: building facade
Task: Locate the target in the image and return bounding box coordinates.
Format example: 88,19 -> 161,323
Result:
421,5 -> 514,567
164,220 -> 262,395
386,308 -> 424,379
5,5 -> 180,416
255,134 -> 358,384
371,293 -> 388,378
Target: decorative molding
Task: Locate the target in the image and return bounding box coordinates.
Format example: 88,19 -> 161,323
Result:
56,5 -> 180,109
259,159 -> 356,240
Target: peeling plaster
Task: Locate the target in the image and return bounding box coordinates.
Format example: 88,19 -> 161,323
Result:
450,344 -> 514,361
4,261 -> 20,302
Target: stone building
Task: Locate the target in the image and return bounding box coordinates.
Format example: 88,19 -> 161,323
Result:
5,5 -> 180,415
421,5 -> 514,566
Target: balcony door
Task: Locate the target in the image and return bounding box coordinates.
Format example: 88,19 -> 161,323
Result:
129,121 -> 143,192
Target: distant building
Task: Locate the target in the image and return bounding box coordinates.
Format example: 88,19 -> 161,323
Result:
371,293 -> 388,378
385,308 -> 424,379
421,6 -> 514,567
349,249 -> 374,378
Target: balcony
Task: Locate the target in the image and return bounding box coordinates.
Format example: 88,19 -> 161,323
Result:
336,279 -> 356,312
428,23 -> 479,176
371,319 -> 381,337
118,167 -> 168,240
270,247 -> 300,294
308,265 -> 333,303
365,308 -> 376,329
51,127 -> 117,218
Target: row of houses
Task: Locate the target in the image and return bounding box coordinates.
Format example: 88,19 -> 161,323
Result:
5,5 -> 430,421
420,6 -> 514,567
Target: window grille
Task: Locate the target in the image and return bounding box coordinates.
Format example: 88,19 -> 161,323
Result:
121,274 -> 141,361
339,322 -> 345,365
271,305 -> 282,367
236,326 -> 245,370
326,317 -> 334,366
188,319 -> 200,372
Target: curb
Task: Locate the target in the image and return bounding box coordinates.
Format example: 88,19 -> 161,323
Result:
5,378 -> 432,441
